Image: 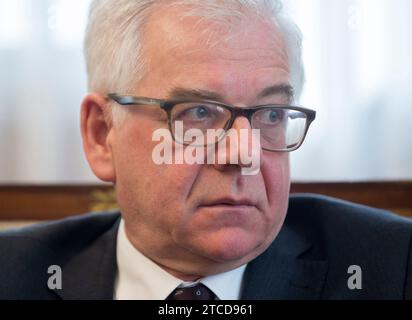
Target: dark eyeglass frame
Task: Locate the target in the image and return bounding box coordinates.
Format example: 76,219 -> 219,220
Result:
107,93 -> 317,152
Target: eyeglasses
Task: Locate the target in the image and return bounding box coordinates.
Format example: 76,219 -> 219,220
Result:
108,93 -> 316,152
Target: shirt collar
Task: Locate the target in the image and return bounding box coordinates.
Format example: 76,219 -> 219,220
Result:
114,219 -> 246,300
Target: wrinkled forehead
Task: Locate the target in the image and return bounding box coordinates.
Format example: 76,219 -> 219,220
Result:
142,3 -> 288,65
134,3 -> 291,105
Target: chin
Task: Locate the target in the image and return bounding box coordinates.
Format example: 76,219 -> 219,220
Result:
196,228 -> 266,263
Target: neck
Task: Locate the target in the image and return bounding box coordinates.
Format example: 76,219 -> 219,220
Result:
156,262 -> 202,282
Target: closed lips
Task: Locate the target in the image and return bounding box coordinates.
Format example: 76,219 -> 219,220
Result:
201,198 -> 256,207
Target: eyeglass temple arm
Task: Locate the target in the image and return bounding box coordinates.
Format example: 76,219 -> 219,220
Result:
108,93 -> 163,106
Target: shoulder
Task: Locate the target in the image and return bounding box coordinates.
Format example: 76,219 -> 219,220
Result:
287,193 -> 412,251
0,211 -> 120,299
286,194 -> 412,298
0,211 -> 120,252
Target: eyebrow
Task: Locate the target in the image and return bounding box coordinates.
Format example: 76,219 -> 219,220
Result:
167,83 -> 294,102
167,88 -> 224,101
257,84 -> 294,100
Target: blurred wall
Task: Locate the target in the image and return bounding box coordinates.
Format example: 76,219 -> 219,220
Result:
0,0 -> 411,183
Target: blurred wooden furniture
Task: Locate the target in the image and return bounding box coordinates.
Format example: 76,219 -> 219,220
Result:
0,182 -> 411,225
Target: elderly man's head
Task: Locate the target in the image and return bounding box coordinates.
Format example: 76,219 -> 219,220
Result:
81,0 -> 306,280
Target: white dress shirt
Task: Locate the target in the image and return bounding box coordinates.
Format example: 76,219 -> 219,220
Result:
114,219 -> 247,300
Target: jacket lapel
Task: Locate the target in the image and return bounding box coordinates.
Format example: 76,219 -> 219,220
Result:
51,216 -> 121,300
241,224 -> 328,300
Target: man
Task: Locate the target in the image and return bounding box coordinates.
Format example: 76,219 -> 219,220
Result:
1,0 -> 412,300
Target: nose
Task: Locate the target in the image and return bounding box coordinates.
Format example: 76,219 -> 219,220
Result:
210,116 -> 262,175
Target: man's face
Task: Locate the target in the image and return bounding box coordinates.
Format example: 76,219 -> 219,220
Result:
108,7 -> 291,277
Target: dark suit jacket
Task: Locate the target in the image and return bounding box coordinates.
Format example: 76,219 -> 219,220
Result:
1,194 -> 412,300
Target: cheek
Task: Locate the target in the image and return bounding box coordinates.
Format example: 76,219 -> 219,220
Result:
261,153 -> 290,226
112,123 -> 201,225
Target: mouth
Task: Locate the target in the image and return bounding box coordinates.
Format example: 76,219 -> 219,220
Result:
196,198 -> 258,225
199,198 -> 257,208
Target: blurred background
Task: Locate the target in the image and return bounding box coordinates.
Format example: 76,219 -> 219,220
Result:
0,0 -> 411,184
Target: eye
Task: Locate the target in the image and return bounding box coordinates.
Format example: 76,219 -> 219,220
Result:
193,106 -> 209,119
269,110 -> 279,122
258,109 -> 284,124
174,104 -> 216,122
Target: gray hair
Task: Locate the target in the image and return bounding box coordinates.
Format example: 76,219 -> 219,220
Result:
84,0 -> 305,121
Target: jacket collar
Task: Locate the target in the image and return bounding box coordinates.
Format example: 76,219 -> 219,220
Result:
52,216 -> 121,300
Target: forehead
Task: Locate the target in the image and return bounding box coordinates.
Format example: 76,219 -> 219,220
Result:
139,4 -> 290,101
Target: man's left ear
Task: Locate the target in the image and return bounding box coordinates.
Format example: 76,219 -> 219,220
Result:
80,93 -> 116,182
